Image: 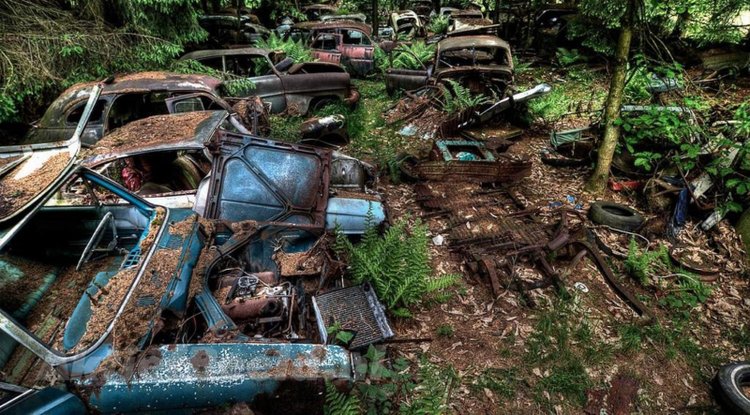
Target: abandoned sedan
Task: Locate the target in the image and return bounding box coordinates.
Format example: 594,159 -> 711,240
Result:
0,93 -> 386,414
22,72 -> 250,147
286,21 -> 377,77
180,48 -> 360,114
385,35 -> 514,97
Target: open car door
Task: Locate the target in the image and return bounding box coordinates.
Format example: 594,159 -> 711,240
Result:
310,33 -> 343,65
204,131 -> 331,226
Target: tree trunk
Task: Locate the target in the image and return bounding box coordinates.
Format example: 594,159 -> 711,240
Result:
585,14 -> 634,194
371,0 -> 378,37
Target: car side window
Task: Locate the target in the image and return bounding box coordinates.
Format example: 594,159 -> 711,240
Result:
172,97 -> 205,113
198,57 -> 224,72
312,34 -> 338,50
66,100 -> 106,125
342,30 -> 370,46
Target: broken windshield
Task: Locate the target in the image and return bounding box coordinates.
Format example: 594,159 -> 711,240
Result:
0,169 -> 160,358
438,46 -> 510,68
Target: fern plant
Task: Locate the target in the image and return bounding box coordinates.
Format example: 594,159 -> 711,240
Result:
440,80 -> 489,113
255,32 -> 313,63
335,214 -> 458,316
428,15 -> 450,35
324,381 -> 361,415
399,358 -> 457,415
377,42 -> 435,72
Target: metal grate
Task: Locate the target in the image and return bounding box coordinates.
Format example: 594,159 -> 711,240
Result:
312,284 -> 394,350
121,247 -> 141,269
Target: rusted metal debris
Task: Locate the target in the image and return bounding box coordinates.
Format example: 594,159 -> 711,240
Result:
415,183 -> 655,319
401,140 -> 532,183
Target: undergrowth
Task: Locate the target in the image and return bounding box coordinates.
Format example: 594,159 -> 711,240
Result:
255,32 -> 313,63
439,80 -> 488,113
335,214 -> 458,317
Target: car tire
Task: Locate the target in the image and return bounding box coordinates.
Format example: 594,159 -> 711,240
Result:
714,362 -> 750,414
588,201 -> 644,232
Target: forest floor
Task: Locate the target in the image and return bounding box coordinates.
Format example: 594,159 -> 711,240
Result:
326,62 -> 750,414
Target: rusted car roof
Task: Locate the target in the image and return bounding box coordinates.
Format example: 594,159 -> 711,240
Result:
438,35 -> 511,51
292,20 -> 373,36
301,3 -> 337,11
180,48 -> 272,61
58,72 -> 222,101
80,111 -> 226,167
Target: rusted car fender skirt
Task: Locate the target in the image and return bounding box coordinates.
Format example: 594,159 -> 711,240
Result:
81,343 -> 353,414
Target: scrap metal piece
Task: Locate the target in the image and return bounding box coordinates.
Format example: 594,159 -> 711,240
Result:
300,114 -> 349,148
313,284 -> 394,350
405,140 -> 531,183
569,240 -> 655,321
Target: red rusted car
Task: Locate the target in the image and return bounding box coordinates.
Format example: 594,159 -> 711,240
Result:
287,21 -> 377,77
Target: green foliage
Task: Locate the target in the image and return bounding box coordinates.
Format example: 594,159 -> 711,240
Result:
625,240 -> 712,313
471,368 -> 520,400
255,32 -> 313,63
355,346 -> 408,414
617,102 -> 702,172
624,239 -> 671,285
399,358 -> 457,415
325,381 -> 362,415
439,80 -> 489,113
269,114 -> 304,142
335,214 -> 458,316
0,0 -> 206,123
555,48 -> 588,67
524,297 -> 611,409
428,15 -> 450,35
377,42 -> 435,72
327,322 -> 356,346
436,324 -> 454,337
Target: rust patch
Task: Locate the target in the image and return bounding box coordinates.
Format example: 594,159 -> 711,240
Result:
311,346 -> 327,362
190,349 -> 210,372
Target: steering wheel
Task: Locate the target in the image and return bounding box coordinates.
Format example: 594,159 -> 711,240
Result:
76,212 -> 117,271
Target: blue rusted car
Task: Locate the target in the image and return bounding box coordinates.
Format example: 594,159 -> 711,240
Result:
0,87 -> 386,414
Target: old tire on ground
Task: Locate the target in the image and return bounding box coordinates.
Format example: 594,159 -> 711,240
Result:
713,362 -> 750,414
588,201 -> 644,232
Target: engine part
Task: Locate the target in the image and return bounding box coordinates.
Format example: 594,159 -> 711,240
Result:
222,297 -> 283,320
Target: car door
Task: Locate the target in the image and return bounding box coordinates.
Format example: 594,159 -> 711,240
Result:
310,33 -> 343,65
339,29 -> 375,76
227,54 -> 287,113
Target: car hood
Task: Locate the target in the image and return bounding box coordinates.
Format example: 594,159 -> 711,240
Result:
79,110 -> 227,168
204,131 -> 331,226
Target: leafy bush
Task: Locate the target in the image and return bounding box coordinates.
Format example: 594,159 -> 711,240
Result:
335,215 -> 458,317
255,32 -> 313,63
439,80 -> 489,113
617,102 -> 702,172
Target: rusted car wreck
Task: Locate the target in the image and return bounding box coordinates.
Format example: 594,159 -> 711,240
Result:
21,72 -> 257,147
286,20 -> 377,77
385,34 -> 514,96
180,48 -> 360,113
0,88 -> 389,413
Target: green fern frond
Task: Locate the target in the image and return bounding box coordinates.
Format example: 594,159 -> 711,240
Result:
324,381 -> 361,415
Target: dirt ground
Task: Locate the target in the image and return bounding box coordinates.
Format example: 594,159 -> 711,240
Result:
378,125 -> 750,414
